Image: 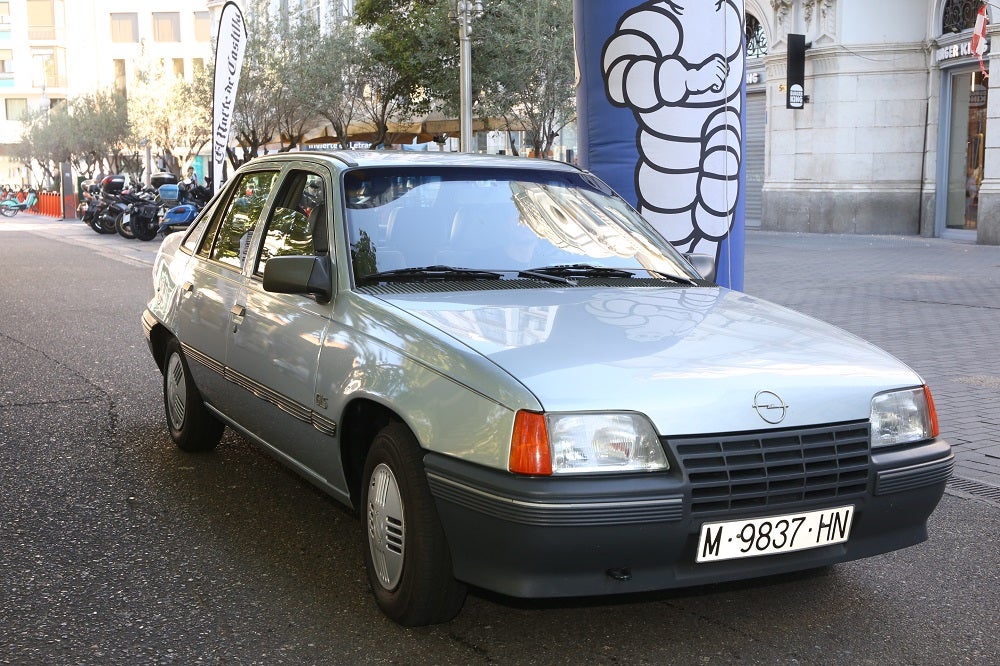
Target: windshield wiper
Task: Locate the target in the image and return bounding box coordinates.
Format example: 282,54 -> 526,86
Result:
524,264 -> 698,286
515,269 -> 577,285
357,265 -> 504,285
644,269 -> 699,286
524,263 -> 637,279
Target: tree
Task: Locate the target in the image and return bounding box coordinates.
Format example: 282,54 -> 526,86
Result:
353,0 -> 456,118
355,39 -> 420,148
478,0 -> 576,157
128,59 -> 213,176
17,89 -> 131,187
271,12 -> 323,152
70,89 -> 131,177
353,0 -> 576,156
228,6 -> 282,167
310,17 -> 367,148
17,103 -> 73,188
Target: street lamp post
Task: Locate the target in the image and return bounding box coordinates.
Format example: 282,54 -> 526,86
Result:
449,1 -> 484,153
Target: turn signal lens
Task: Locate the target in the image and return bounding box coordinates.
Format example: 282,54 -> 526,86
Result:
509,411 -> 552,475
923,384 -> 940,439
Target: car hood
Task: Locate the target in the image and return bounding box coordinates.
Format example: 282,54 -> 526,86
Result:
375,286 -> 921,435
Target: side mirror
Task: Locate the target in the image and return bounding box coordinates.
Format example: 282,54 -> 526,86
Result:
683,253 -> 717,283
263,255 -> 333,303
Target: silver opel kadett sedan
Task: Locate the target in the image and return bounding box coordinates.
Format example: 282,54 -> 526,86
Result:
143,151 -> 953,626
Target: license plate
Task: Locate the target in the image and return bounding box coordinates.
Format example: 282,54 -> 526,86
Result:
696,505 -> 854,563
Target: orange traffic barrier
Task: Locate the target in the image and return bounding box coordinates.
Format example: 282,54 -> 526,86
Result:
37,192 -> 61,217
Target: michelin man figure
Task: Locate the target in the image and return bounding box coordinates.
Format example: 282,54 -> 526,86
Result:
602,0 -> 744,264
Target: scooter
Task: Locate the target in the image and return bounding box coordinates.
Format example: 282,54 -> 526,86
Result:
0,191 -> 38,217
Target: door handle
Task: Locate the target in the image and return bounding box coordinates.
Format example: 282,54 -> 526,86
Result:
230,304 -> 246,332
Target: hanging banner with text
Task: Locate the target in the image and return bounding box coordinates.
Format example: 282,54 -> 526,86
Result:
212,1 -> 247,195
574,1 -> 746,290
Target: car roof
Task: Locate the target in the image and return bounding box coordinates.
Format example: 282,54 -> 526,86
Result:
246,149 -> 584,173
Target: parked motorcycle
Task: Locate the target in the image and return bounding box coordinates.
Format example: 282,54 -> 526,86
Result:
157,178 -> 212,236
85,175 -> 126,235
111,187 -> 160,241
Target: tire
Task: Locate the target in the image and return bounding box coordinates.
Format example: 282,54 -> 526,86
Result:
362,422 -> 466,626
163,338 -> 224,452
133,217 -> 158,241
0,205 -> 19,217
96,211 -> 117,234
115,211 -> 135,239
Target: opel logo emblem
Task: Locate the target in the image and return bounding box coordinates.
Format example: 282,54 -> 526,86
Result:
753,391 -> 788,424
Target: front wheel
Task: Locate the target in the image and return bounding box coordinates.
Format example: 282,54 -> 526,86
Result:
0,205 -> 19,217
362,422 -> 466,626
163,338 -> 224,452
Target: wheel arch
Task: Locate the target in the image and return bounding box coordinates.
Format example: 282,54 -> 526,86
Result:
339,397 -> 402,509
147,322 -> 174,374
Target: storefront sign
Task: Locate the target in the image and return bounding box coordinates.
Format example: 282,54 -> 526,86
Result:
937,41 -> 986,63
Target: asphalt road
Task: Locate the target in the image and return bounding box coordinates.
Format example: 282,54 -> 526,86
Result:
1,224 -> 998,664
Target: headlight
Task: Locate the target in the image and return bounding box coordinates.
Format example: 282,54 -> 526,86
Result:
509,411 -> 668,475
870,386 -> 939,448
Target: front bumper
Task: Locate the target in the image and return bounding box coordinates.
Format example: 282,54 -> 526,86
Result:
425,437 -> 953,599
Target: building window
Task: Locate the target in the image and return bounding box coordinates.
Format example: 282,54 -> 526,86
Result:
746,14 -> 767,59
110,12 -> 138,43
193,57 -> 205,73
152,12 -> 180,42
0,2 -> 11,25
943,0 -> 983,34
26,0 -> 55,40
0,48 -> 12,75
32,47 -> 65,88
113,58 -> 126,93
194,11 -> 210,42
5,97 -> 27,121
173,58 -> 184,78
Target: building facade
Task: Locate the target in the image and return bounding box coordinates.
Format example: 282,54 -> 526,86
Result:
745,0 -> 1000,245
0,0 -> 215,185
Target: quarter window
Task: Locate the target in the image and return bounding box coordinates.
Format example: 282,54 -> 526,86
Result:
201,171 -> 280,270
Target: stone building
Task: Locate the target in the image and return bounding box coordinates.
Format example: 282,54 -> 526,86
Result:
745,0 -> 999,244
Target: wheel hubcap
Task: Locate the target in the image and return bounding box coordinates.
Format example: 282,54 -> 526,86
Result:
165,352 -> 187,431
367,463 -> 405,590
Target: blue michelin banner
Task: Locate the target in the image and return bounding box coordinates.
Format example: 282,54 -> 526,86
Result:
575,0 -> 746,290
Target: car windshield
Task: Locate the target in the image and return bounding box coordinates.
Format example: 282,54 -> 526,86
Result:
344,167 -> 700,286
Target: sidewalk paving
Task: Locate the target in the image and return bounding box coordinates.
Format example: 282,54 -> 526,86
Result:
4,213 -> 999,491
743,230 -> 1000,489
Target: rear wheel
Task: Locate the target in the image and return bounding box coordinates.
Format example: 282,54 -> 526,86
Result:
362,422 -> 466,626
163,338 -> 224,452
96,210 -> 117,234
115,210 -> 135,239
133,216 -> 159,241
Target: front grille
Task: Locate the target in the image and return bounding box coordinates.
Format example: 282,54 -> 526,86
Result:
669,422 -> 871,515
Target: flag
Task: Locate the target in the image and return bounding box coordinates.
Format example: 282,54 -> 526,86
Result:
212,2 -> 248,195
972,3 -> 989,78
